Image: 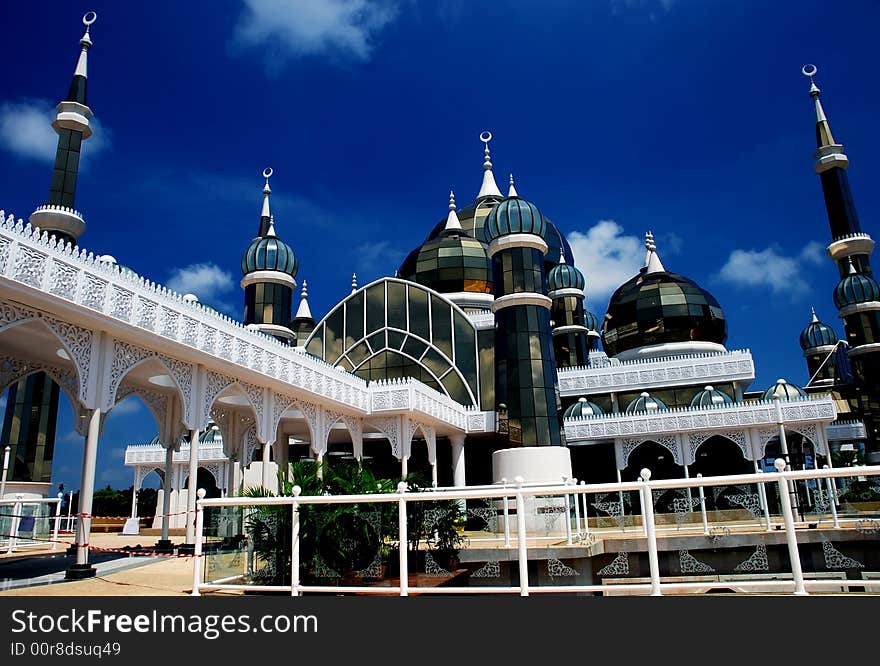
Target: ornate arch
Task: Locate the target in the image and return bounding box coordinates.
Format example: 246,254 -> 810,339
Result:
0,355 -> 82,417
617,434 -> 681,470
687,430 -> 751,465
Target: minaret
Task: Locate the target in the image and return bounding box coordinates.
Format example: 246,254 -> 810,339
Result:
28,12 -> 98,246
291,280 -> 316,347
241,168 -> 298,344
803,65 -> 880,457
799,307 -> 839,387
548,251 -> 592,368
485,195 -> 563,447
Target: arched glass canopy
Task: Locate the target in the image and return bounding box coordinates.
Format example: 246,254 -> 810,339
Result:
304,278 -> 483,407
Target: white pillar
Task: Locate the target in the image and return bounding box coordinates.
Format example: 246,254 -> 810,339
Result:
130,467 -> 138,519
186,429 -> 201,545
160,445 -> 173,543
75,408 -> 101,567
774,397 -> 800,521
261,441 -> 272,489
450,434 -> 466,487
226,458 -> 236,498
401,455 -> 408,480
431,462 -> 438,488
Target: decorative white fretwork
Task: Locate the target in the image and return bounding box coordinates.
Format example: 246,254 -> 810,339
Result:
547,558 -> 579,578
812,487 -> 839,514
672,497 -> 702,527
48,260 -> 78,299
0,355 -> 81,414
466,501 -> 498,533
425,551 -> 451,576
471,560 -> 501,578
855,519 -> 880,535
592,500 -> 626,530
618,433 -> 681,469
370,416 -> 402,459
271,394 -> 295,440
14,246 -> 47,288
707,526 -> 731,544
679,549 -> 714,574
822,541 -> 864,570
597,552 -> 629,577
734,542 -> 769,572
726,493 -> 763,518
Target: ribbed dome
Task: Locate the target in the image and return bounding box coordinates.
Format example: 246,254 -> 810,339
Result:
483,197 -> 547,243
833,271 -> 880,308
398,232 -> 492,294
601,269 -> 727,358
563,397 -> 604,418
242,235 -> 298,277
548,262 -> 586,292
200,424 -> 223,444
584,309 -> 600,332
800,311 -> 838,350
690,385 -> 733,408
762,378 -> 808,401
625,391 -> 667,413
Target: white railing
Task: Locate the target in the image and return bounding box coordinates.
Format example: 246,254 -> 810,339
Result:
124,442 -> 227,465
0,495 -> 63,553
826,420 -> 867,441
558,349 -> 754,396
193,465 -> 880,597
565,394 -> 836,442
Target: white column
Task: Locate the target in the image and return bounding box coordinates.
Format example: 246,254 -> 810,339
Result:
130,467 -> 139,519
774,397 -> 800,521
431,462 -> 438,488
261,441 -> 272,489
75,408 -> 102,567
401,455 -> 408,479
185,429 -> 201,545
226,458 -> 236,498
160,445 -> 173,543
450,434 -> 466,487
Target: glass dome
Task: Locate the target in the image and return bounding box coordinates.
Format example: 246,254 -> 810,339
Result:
625,391 -> 667,413
601,269 -> 727,358
583,309 -> 600,332
242,235 -> 298,277
398,231 -> 492,294
833,272 -> 880,308
563,397 -> 604,418
548,262 -> 586,292
762,378 -> 808,401
483,197 -> 547,243
799,313 -> 838,350
690,385 -> 733,408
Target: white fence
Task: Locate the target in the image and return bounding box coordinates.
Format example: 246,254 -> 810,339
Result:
192,464 -> 880,597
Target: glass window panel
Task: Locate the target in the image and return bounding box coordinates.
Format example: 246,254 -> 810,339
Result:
440,371 -> 470,405
421,348 -> 449,377
325,308 -> 344,362
348,341 -> 371,367
367,330 -> 386,353
387,281 -> 406,330
431,295 -> 452,357
305,324 -> 324,358
345,294 -> 364,346
387,330 -> 406,350
402,336 -> 428,361
408,287 -> 430,339
366,283 -> 385,334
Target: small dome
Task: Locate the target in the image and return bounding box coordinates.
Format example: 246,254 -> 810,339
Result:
483,197 -> 547,243
242,235 -> 298,277
548,262 -> 586,292
625,391 -> 667,413
799,310 -> 838,350
762,378 -> 808,401
398,233 -> 492,294
833,271 -> 880,309
563,397 -> 604,418
584,309 -> 600,332
690,385 -> 733,408
199,423 -> 223,444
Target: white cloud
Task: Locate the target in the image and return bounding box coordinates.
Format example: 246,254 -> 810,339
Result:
234,0 -> 399,64
567,220 -> 644,308
111,397 -> 142,416
354,239 -> 405,279
0,99 -> 110,163
166,262 -> 236,309
716,242 -> 823,299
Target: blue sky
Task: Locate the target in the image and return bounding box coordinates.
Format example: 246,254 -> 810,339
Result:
1,1 -> 877,491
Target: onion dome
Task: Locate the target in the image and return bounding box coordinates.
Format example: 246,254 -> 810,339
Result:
602,232 -> 727,358
625,391 -> 667,413
690,385 -> 733,408
199,423 -> 223,445
548,255 -> 586,292
583,309 -> 600,332
398,192 -> 493,294
762,378 -> 808,401
800,307 -> 838,350
563,397 -> 604,418
483,197 -> 547,243
833,259 -> 880,308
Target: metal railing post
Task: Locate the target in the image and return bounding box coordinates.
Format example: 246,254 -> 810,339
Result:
697,474 -> 709,536
190,489 -> 206,597
580,481 -> 590,540
501,478 -> 511,548
291,486 -> 302,596
397,482 -> 408,597
7,496 -> 21,555
52,493 -> 62,550
515,477 -> 529,596
822,466 -> 839,529
572,479 -> 581,540
564,479 -> 573,545
640,470 -> 662,596
638,482 -> 648,537
775,460 -> 807,595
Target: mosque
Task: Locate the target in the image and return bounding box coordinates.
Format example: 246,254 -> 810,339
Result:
0,15 -> 876,572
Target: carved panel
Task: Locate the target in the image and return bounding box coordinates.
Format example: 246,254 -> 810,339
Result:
48,260 -> 79,299
13,246 -> 47,287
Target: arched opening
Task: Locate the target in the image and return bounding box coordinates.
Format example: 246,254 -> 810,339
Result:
185,467 -> 221,499
762,430 -> 818,513
692,436 -> 752,478
623,440 -> 680,482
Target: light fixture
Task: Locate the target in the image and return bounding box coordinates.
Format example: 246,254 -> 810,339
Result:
148,374 -> 176,388
217,395 -> 250,406
56,348 -> 71,361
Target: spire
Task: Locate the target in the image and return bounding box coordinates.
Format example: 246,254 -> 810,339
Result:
558,249 -> 566,264
508,173 -> 519,198
811,306 -> 819,323
351,273 -> 358,294
444,190 -> 463,232
258,167 -> 273,236
66,12 -> 96,105
802,64 -> 849,174
294,279 -> 313,320
476,131 -> 503,200
644,231 -> 666,274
